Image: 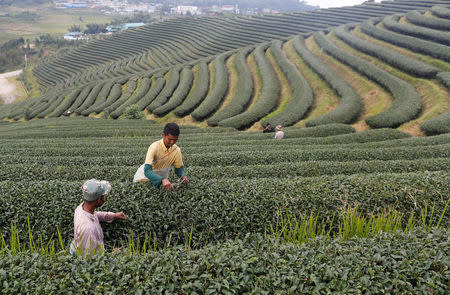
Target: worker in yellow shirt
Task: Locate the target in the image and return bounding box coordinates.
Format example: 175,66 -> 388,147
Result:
143,122 -> 189,190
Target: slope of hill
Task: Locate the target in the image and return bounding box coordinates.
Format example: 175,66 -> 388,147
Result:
0,0 -> 448,136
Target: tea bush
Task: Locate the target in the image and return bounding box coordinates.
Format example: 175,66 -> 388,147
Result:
0,113 -> 448,292
0,229 -> 448,294
1,171 -> 448,247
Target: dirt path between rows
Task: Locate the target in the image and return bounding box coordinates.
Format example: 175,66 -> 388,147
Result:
0,69 -> 23,104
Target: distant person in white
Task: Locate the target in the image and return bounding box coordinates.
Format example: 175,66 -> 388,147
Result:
274,125 -> 284,139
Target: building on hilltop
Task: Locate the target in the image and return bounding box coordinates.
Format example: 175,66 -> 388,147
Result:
105,22 -> 145,32
171,6 -> 201,16
65,2 -> 89,8
63,32 -> 87,40
221,4 -> 239,14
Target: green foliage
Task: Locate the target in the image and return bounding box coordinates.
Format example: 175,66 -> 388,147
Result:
2,3 -> 448,127
382,14 -> 450,46
173,62 -> 209,117
105,79 -> 138,116
67,24 -> 82,33
82,81 -> 115,115
207,47 -> 254,126
136,76 -> 166,110
406,10 -> 450,31
0,172 -> 448,249
0,116 -> 448,292
267,203 -> 448,245
0,37 -> 29,72
73,82 -> 106,115
49,87 -> 82,117
122,104 -> 144,120
420,108 -> 450,135
153,67 -> 194,117
109,11 -> 153,25
263,39 -> 313,127
292,35 -> 362,126
219,43 -> 279,129
0,229 -> 448,294
110,77 -> 152,118
97,83 -> 123,116
147,66 -> 182,113
0,6 -> 449,290
431,4 -> 450,18
335,24 -> 439,78
436,71 -> 450,90
361,19 -> 450,62
84,23 -> 107,34
23,106 -> 31,120
191,52 -> 232,121
314,31 -> 422,128
66,84 -> 94,113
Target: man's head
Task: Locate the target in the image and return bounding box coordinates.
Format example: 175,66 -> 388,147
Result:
162,122 -> 180,149
81,179 -> 111,207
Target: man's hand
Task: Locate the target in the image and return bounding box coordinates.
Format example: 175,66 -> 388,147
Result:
162,178 -> 173,190
114,212 -> 127,220
182,176 -> 190,184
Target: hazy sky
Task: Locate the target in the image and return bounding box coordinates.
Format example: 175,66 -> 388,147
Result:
306,0 -> 379,8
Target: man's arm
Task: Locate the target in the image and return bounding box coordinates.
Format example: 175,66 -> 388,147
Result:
96,211 -> 127,223
174,166 -> 186,177
144,164 -> 164,188
173,150 -> 189,183
175,166 -> 189,183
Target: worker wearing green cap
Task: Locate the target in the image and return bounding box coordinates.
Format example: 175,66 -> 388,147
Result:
70,179 -> 127,256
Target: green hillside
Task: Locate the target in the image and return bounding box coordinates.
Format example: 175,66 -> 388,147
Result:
0,0 -> 448,135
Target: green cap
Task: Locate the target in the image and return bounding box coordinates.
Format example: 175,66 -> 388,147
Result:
81,179 -> 111,201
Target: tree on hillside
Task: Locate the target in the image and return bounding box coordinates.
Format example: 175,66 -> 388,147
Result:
0,37 -> 32,73
1,38 -> 25,52
68,24 -> 83,33
84,24 -> 107,34
110,12 -> 154,25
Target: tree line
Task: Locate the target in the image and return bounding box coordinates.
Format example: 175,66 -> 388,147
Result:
0,35 -> 80,73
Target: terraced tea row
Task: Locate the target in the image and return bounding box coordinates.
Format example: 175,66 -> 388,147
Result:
0,118 -> 447,246
1,128 -> 447,156
2,5 -> 448,135
1,172 -> 448,246
0,115 -> 448,293
2,158 -> 448,183
32,0 -> 445,88
1,229 -> 447,294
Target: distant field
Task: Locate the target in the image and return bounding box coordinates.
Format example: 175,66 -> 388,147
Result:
0,4 -> 116,41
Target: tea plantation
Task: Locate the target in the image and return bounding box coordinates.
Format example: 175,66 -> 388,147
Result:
0,1 -> 449,135
0,118 -> 448,293
0,0 -> 449,292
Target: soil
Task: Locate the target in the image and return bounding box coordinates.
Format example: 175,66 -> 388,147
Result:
0,69 -> 23,104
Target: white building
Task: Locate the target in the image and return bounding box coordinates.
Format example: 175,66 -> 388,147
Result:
221,4 -> 238,13
172,6 -> 201,15
63,32 -> 87,40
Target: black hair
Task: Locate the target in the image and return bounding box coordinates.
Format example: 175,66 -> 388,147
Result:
163,122 -> 180,136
